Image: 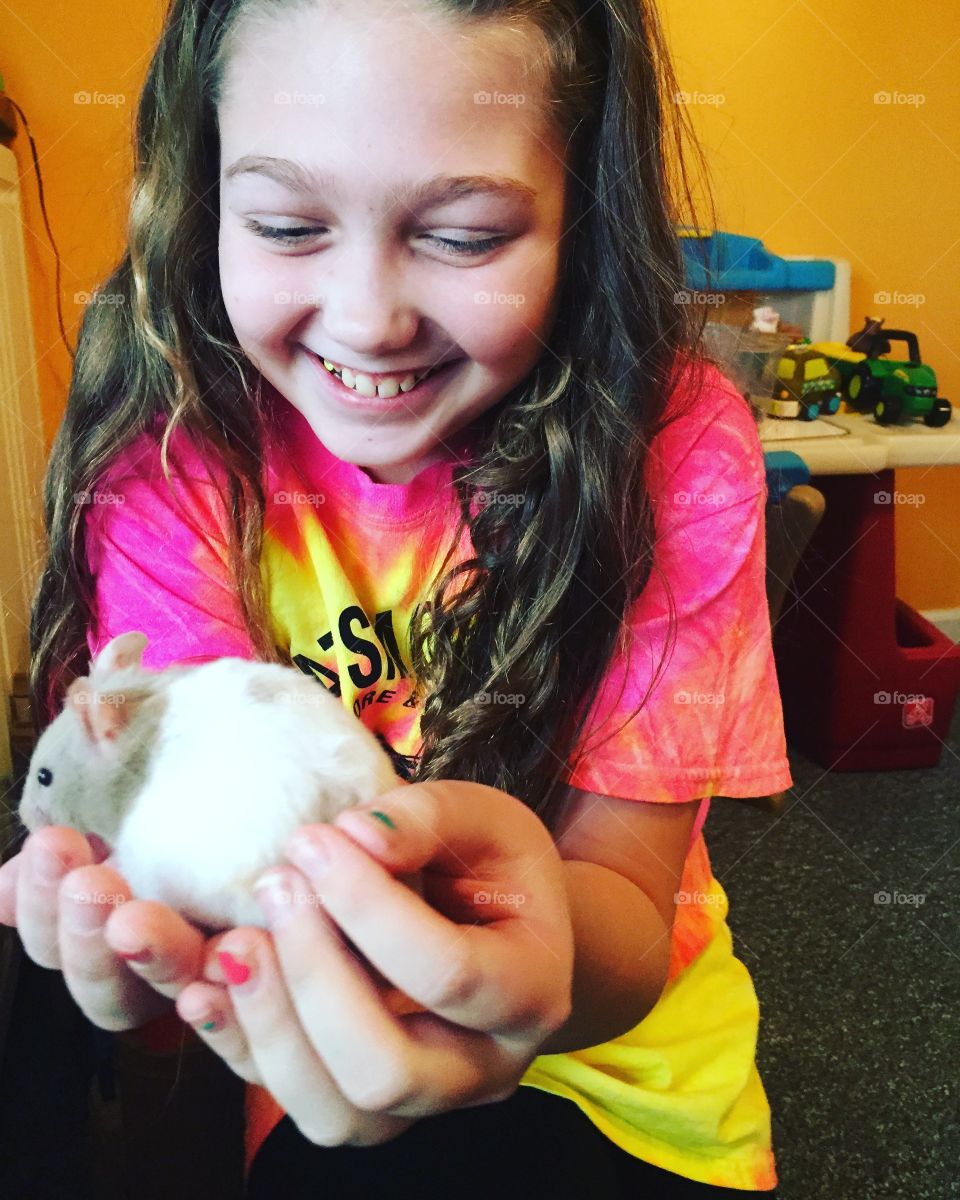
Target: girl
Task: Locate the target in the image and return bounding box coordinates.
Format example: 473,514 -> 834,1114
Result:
3,0 -> 791,1195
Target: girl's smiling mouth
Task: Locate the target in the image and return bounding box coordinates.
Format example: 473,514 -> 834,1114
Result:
304,347 -> 463,413
315,355 -> 452,394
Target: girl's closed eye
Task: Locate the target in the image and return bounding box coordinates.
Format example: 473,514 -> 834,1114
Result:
242,217 -> 507,257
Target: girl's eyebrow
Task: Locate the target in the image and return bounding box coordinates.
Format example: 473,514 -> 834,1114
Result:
223,155 -> 538,210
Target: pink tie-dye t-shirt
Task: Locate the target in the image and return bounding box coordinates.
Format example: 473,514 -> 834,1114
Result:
83,362 -> 791,1192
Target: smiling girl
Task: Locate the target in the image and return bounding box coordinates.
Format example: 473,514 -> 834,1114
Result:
8,0 -> 790,1196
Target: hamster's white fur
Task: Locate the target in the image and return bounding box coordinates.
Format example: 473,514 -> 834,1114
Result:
115,659 -> 402,928
21,633 -> 405,931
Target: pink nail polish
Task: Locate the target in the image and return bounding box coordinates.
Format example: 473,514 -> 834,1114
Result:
117,948 -> 153,964
218,949 -> 252,986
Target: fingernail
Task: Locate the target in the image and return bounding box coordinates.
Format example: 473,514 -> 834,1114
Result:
339,806 -> 397,833
193,1009 -> 225,1033
116,947 -> 154,964
253,870 -> 294,925
66,900 -> 106,934
86,834 -> 112,862
336,806 -> 397,838
218,949 -> 253,988
369,809 -> 396,830
288,830 -> 334,876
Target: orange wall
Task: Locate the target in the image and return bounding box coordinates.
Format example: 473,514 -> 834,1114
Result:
4,0 -> 959,610
2,4 -> 161,437
662,0 -> 960,611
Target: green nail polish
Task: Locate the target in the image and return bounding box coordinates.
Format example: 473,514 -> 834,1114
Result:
370,810 -> 396,830
201,1019 -> 218,1032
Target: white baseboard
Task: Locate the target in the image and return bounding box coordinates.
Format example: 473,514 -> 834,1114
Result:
921,607 -> 960,643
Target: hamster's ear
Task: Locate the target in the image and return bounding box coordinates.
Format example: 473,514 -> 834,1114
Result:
67,678 -> 98,746
93,632 -> 149,676
67,677 -> 148,752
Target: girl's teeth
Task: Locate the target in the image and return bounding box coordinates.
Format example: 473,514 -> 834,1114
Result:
321,356 -> 424,398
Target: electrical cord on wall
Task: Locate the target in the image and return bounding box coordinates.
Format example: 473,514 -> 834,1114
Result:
1,80 -> 76,362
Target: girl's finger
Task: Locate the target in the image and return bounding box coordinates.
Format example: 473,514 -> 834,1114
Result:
102,897 -> 210,1003
247,873 -> 494,1123
17,827 -> 98,969
250,865 -> 498,1119
57,865 -> 176,1030
208,923 -> 378,1146
175,981 -> 264,1085
284,813 -> 567,1037
0,853 -> 22,926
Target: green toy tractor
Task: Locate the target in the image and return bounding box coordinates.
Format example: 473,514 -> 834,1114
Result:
810,317 -> 952,428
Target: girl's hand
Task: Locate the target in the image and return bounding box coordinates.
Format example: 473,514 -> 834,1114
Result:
165,782 -> 575,1148
0,826 -> 209,1031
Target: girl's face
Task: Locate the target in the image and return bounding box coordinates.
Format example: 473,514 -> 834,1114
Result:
217,0 -> 567,484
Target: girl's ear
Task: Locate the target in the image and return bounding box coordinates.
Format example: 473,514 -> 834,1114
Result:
93,631 -> 149,676
67,676 -> 147,752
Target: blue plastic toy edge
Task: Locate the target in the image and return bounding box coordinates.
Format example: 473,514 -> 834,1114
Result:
764,450 -> 811,505
681,231 -> 835,292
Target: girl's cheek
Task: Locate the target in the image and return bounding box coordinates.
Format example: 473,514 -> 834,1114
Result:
220,227 -> 283,307
460,291 -> 555,368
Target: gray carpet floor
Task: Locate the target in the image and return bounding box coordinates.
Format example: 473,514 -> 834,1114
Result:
706,707 -> 959,1200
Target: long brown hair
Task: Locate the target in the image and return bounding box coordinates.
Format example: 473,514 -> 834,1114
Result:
30,0 -> 719,826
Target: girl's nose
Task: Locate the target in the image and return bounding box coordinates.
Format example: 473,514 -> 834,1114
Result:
314,239 -> 420,356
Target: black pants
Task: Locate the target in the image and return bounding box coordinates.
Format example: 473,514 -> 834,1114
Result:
246,1085 -> 778,1199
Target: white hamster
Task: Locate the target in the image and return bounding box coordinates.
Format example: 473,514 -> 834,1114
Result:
19,631 -> 407,930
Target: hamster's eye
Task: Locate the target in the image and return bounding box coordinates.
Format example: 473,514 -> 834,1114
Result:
37,767 -> 53,787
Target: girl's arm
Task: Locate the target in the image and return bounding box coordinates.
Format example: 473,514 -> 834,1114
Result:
537,785 -> 700,1055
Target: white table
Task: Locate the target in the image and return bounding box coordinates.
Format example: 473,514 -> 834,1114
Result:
758,408 -> 960,474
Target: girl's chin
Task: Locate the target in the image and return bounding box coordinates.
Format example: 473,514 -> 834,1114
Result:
327,441 -> 446,485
